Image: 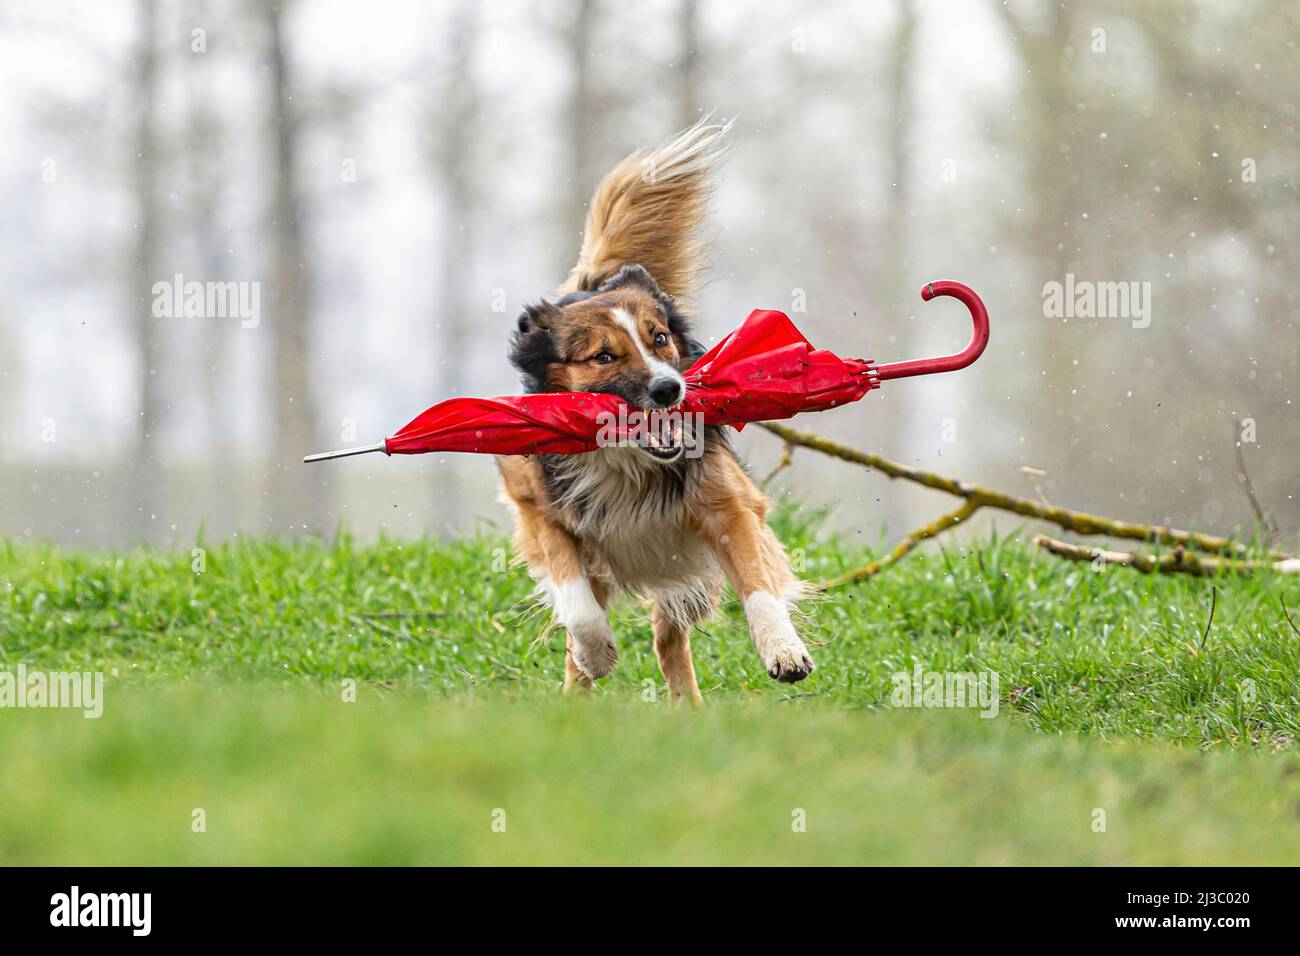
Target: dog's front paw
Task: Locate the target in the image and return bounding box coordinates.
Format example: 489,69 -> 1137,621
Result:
745,591 -> 815,685
570,636 -> 618,680
765,646 -> 814,683
568,619 -> 619,680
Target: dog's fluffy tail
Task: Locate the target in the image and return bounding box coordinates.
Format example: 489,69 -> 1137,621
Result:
560,115 -> 734,308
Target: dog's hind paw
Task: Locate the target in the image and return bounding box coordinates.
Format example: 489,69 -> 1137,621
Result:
765,647 -> 815,683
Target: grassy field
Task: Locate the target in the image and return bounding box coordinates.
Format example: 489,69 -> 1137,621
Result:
2,506 -> 1299,864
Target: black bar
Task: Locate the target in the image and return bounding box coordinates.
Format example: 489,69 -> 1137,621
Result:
0,867 -> 1281,942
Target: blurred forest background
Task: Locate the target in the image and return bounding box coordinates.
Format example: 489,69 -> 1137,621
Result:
0,0 -> 1296,550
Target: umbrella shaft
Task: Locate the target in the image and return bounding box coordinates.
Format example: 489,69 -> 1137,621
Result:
303,442 -> 387,463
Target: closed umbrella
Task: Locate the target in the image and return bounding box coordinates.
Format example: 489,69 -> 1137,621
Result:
305,280 -> 989,462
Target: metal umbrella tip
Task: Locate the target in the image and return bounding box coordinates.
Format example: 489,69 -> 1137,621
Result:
303,442 -> 387,463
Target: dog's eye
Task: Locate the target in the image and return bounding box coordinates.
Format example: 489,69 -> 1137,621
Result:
653,332 -> 669,348
593,351 -> 615,365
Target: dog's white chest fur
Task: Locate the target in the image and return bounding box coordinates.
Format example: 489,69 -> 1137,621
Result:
551,447 -> 722,624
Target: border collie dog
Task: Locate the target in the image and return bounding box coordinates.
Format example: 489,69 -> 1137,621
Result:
497,119 -> 812,704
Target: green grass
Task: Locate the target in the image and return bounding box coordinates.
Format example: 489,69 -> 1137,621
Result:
4,691 -> 1300,865
2,506 -> 1298,864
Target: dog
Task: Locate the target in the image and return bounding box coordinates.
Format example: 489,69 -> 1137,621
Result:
497,118 -> 813,704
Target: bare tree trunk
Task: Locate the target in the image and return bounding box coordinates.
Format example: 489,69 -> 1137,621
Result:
263,0 -> 324,534
428,0 -> 481,531
876,0 -> 916,511
130,0 -> 163,540
992,2 -> 1078,481
882,0 -> 916,283
186,0 -> 230,532
675,0 -> 700,128
562,0 -> 597,273
1026,8 -> 1076,289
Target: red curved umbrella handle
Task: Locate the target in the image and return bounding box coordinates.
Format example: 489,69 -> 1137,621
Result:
874,280 -> 990,381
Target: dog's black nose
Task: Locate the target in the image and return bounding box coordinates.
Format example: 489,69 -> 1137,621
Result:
649,377 -> 684,407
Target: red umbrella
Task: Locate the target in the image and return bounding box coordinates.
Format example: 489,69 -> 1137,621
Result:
304,280 -> 989,462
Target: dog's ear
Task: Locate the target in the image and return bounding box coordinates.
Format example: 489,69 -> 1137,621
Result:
510,300 -> 563,392
516,300 -> 562,334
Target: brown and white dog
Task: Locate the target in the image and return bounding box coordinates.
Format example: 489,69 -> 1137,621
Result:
497,119 -> 812,703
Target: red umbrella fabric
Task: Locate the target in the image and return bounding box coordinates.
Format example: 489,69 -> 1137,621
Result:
304,280 -> 989,462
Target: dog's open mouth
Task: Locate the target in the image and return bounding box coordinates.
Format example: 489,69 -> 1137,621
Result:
636,406 -> 685,462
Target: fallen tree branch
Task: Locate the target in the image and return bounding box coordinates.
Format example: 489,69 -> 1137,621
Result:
1233,419 -> 1278,541
760,441 -> 795,489
1031,535 -> 1297,576
1020,465 -> 1051,507
759,420 -> 1288,561
825,500 -> 981,587
1283,597 -> 1300,638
